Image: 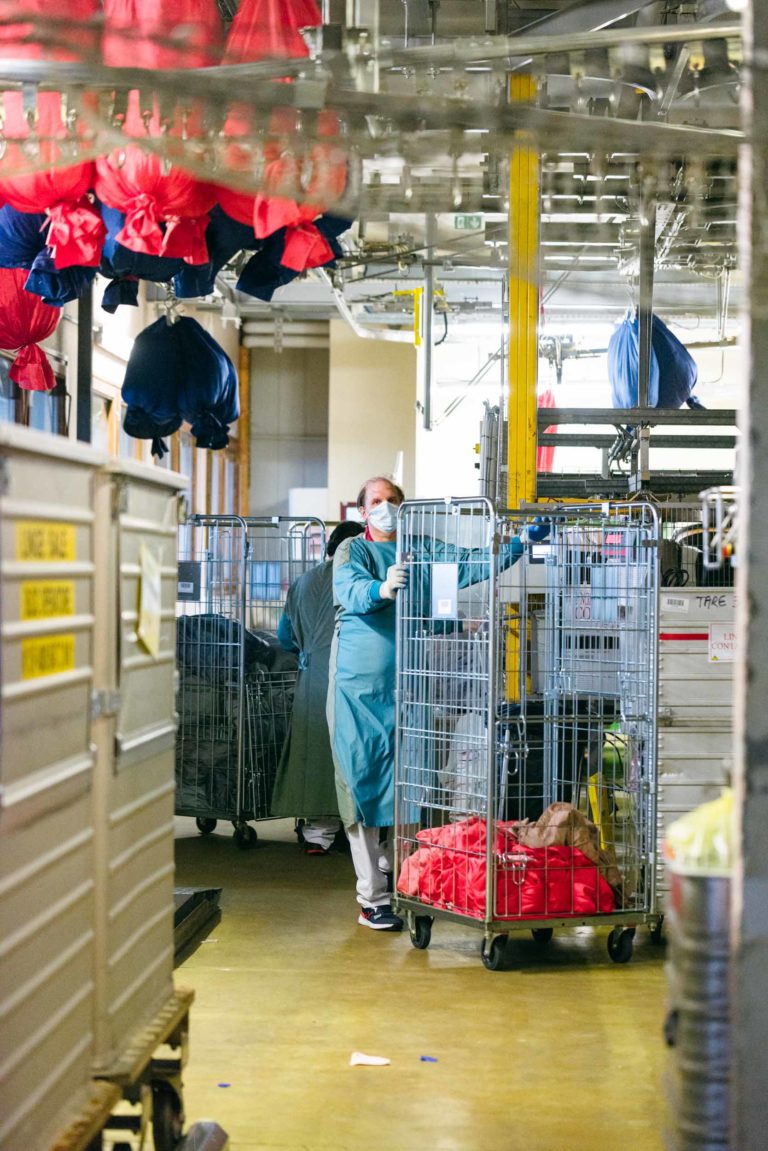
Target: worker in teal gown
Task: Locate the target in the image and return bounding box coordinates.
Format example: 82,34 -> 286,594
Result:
327,476 -> 539,932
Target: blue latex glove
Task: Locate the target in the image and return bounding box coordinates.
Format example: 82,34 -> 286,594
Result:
526,516 -> 550,542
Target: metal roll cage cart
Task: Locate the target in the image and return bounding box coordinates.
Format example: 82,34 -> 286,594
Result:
175,514 -> 324,847
393,497 -> 661,970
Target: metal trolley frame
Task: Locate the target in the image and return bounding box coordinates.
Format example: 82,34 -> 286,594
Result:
393,497 -> 661,968
175,513 -> 324,846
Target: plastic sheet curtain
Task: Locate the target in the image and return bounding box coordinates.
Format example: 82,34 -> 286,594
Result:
0,1 -> 104,270
0,267 -> 60,391
95,0 -> 222,265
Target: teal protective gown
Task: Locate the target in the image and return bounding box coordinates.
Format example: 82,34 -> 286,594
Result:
328,533 -> 523,829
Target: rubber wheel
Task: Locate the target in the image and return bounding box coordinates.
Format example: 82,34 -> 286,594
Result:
234,824 -> 257,850
607,928 -> 635,964
410,916 -> 433,950
531,928 -> 554,945
151,1082 -> 184,1151
195,817 -> 217,835
481,936 -> 508,971
650,917 -> 665,945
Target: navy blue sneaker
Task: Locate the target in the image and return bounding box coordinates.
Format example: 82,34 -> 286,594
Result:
358,904 -> 403,931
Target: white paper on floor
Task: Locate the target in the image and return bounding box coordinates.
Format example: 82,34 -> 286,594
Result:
349,1051 -> 391,1067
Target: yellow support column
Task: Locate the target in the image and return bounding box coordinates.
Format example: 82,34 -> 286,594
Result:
507,74 -> 540,509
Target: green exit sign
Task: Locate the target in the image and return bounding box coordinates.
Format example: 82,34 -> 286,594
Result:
453,214 -> 482,231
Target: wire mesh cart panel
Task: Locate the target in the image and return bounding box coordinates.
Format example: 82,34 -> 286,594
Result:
175,514 -> 324,845
394,498 -> 660,968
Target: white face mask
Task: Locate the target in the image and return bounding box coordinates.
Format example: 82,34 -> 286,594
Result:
367,500 -> 399,533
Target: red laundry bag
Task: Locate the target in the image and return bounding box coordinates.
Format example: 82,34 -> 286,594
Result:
216,0 -> 345,242
0,1 -> 99,59
0,268 -> 60,391
398,818 -> 616,921
0,1 -> 104,268
95,0 -> 221,265
536,388 -> 557,473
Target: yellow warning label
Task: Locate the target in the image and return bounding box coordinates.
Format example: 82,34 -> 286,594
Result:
16,521 -> 77,563
21,634 -> 76,679
20,580 -> 76,620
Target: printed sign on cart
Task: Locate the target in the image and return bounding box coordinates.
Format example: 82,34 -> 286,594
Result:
15,520 -> 76,562
709,622 -> 737,662
20,580 -> 75,619
21,634 -> 76,678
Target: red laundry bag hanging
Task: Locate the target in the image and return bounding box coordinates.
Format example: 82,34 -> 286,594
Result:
537,388 -> 557,473
95,0 -> 222,265
224,0 -> 321,62
0,1 -> 100,60
102,0 -> 222,68
0,1 -> 104,269
0,267 -> 60,391
216,0 -> 346,241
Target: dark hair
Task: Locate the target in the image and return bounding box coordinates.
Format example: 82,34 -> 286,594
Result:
356,476 -> 406,511
326,520 -> 364,557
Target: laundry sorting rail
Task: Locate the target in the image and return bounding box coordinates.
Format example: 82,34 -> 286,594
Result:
393,497 -> 660,969
175,514 -> 324,846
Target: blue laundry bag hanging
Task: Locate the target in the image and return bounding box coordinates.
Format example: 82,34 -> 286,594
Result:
122,316 -> 239,457
608,313 -> 702,409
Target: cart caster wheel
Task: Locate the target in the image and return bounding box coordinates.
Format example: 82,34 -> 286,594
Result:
650,917 -> 665,945
234,824 -> 257,849
608,927 -> 635,964
151,1081 -> 184,1151
195,817 -> 217,835
481,935 -> 508,971
410,916 -> 433,950
531,928 -> 554,945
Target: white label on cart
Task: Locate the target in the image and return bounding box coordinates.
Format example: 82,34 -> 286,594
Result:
431,563 -> 459,619
661,594 -> 689,613
709,623 -> 737,663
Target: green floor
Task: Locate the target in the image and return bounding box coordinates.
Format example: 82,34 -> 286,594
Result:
175,817 -> 668,1151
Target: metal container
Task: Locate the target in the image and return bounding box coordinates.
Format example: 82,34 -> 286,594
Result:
90,459 -> 186,1072
0,426 -> 102,1149
664,870 -> 731,1151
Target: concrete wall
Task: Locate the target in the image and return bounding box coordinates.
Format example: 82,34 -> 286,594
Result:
327,320 -> 416,518
248,346 -> 329,516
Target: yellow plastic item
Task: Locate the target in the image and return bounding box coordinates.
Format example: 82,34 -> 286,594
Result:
587,773 -> 615,850
664,788 -> 733,876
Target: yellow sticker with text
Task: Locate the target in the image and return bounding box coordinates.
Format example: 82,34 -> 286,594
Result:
21,635 -> 76,679
16,521 -> 77,563
20,580 -> 76,620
